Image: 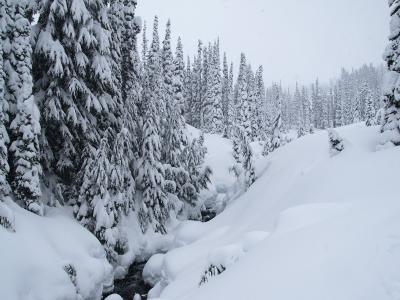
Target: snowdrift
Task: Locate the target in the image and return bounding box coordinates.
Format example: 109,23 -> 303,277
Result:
0,204 -> 113,300
145,124 -> 400,300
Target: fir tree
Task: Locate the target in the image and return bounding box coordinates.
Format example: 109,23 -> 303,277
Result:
226,63 -> 235,139
137,17 -> 169,234
180,133 -> 212,210
173,37 -> 186,115
120,0 -> 141,158
254,66 -> 266,139
236,54 -> 251,137
222,53 -> 230,135
7,0 -> 42,215
208,42 -> 224,134
33,0 -> 116,197
365,89 -> 376,127
0,9 -> 10,200
184,56 -> 193,122
268,113 -> 283,154
381,0 -> 400,145
190,41 -> 203,128
75,138 -> 128,263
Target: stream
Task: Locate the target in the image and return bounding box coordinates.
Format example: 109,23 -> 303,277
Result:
107,262 -> 151,300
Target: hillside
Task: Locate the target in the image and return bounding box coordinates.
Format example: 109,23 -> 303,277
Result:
143,124 -> 400,300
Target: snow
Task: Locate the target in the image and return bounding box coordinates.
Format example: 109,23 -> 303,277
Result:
0,203 -> 113,300
104,294 -> 123,300
144,124 -> 400,300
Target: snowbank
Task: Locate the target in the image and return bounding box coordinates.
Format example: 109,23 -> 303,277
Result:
145,124 -> 400,300
0,203 -> 113,300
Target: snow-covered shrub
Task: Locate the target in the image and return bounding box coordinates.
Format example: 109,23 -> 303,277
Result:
0,201 -> 15,232
328,129 -> 344,156
199,264 -> 226,286
63,263 -> 80,296
199,244 -> 244,286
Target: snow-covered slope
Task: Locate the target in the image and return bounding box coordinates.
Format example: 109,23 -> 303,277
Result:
0,204 -> 113,300
145,124 -> 400,300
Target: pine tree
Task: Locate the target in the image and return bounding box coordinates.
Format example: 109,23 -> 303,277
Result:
269,113 -> 283,153
173,38 -> 186,115
365,88 -> 376,127
201,44 -> 212,131
161,20 -> 174,118
0,0 -> 13,230
190,41 -> 203,128
352,91 -> 362,123
208,42 -> 224,134
334,84 -> 343,128
184,56 -> 193,122
230,126 -> 256,189
109,129 -> 135,215
226,63 -> 235,138
180,133 -> 212,210
222,53 -> 230,135
33,0 -> 117,199
236,54 -> 251,137
294,83 -> 305,137
75,138 -> 127,263
0,7 -> 10,200
120,0 -> 141,158
137,17 -> 169,234
6,0 -> 42,215
254,66 -> 266,139
382,0 -> 400,145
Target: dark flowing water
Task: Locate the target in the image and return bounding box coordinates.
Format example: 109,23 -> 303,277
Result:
107,262 -> 151,300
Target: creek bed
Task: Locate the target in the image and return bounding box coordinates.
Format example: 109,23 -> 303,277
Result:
108,262 -> 151,300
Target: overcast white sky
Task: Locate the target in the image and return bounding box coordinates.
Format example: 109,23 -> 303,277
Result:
137,0 -> 389,85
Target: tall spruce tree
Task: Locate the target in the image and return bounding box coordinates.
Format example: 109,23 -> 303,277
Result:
33,0 -> 116,199
222,53 -> 230,135
0,4 -> 10,200
137,16 -> 169,234
381,0 -> 400,145
7,0 -> 42,215
208,42 -> 224,134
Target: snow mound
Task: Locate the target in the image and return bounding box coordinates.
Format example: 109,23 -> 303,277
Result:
0,204 -> 113,300
145,124 -> 400,300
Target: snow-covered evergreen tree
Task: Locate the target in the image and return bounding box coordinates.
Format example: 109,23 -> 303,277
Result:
120,0 -> 141,158
0,10 -> 10,200
33,0 -> 117,199
173,37 -> 186,115
180,133 -> 212,211
184,56 -> 193,122
230,126 -> 256,189
381,0 -> 400,145
254,66 -> 266,139
109,129 -> 135,215
266,113 -> 283,154
190,41 -> 203,128
137,16 -> 169,234
6,0 -> 42,215
226,63 -> 235,138
208,42 -> 224,134
235,54 -> 251,137
75,138 -> 128,263
365,89 -> 376,127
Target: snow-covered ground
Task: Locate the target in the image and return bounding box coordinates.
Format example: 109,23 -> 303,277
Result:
0,204 -> 113,300
2,124 -> 398,300
144,124 -> 400,300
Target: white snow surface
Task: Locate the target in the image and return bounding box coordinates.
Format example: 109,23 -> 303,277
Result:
0,203 -> 113,300
146,124 -> 400,300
